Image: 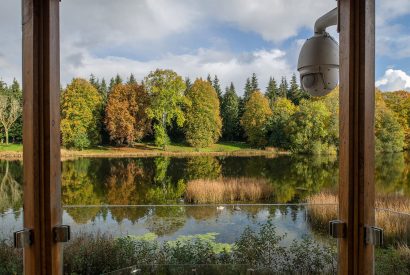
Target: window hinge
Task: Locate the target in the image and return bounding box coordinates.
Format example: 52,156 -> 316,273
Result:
365,226 -> 384,246
329,220 -> 346,238
14,229 -> 34,249
53,225 -> 71,243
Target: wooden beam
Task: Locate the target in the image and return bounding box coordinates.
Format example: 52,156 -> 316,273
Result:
22,0 -> 62,274
338,0 -> 375,274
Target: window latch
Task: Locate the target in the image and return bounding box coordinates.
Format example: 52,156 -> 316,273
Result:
53,225 -> 71,243
329,220 -> 346,238
14,229 -> 34,249
365,226 -> 384,246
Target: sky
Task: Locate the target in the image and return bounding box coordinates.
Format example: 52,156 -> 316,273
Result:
1,0 -> 410,95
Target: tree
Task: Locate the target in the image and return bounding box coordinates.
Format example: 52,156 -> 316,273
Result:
279,77 -> 289,98
382,90 -> 410,149
89,74 -> 99,90
184,79 -> 222,148
375,94 -> 405,153
99,78 -> 108,99
268,98 -> 296,149
288,100 -> 335,154
61,78 -> 104,149
114,74 -> 123,85
185,77 -> 192,94
243,78 -> 253,102
127,73 -> 137,84
105,83 -> 151,145
241,91 -> 272,147
266,77 -> 279,106
212,75 -> 223,102
109,77 -> 116,92
250,73 -> 259,92
207,74 -> 212,84
287,73 -> 309,105
221,83 -> 240,140
144,69 -> 187,149
8,79 -> 23,143
0,93 -> 21,145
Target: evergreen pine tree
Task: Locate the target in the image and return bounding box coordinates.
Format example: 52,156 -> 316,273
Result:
185,77 -> 192,94
98,78 -> 108,99
266,77 -> 278,105
89,74 -> 100,91
127,73 -> 137,84
279,77 -> 289,98
212,75 -> 223,102
114,74 -> 123,85
221,83 -> 240,140
243,78 -> 253,101
287,73 -> 310,105
10,79 -> 21,95
109,77 -> 116,92
288,73 -> 300,104
207,74 -> 212,84
250,73 -> 259,92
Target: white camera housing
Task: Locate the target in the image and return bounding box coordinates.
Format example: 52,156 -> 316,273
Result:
298,33 -> 339,97
297,7 -> 339,97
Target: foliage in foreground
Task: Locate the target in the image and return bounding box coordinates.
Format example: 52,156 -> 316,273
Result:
1,220 -> 409,274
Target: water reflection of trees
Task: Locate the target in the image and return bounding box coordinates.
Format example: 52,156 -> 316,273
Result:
376,153 -> 410,196
1,152 -> 408,228
0,160 -> 22,215
62,159 -> 103,224
220,155 -> 339,203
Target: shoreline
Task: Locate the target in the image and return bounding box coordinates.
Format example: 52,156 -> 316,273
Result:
0,146 -> 286,160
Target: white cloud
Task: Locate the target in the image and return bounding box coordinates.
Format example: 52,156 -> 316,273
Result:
376,69 -> 410,91
61,45 -> 292,95
376,0 -> 410,27
197,0 -> 336,42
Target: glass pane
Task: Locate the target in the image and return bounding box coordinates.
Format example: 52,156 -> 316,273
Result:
0,159 -> 23,274
62,204 -> 338,274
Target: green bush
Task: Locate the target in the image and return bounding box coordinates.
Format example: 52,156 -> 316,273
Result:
2,225 -> 408,274
0,241 -> 22,275
375,246 -> 410,275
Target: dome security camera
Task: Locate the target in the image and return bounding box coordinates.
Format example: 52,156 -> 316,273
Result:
298,8 -> 339,97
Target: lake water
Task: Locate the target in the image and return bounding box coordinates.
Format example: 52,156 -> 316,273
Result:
0,153 -> 409,244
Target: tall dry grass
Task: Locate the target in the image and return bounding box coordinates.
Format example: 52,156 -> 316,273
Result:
185,177 -> 274,203
306,192 -> 410,245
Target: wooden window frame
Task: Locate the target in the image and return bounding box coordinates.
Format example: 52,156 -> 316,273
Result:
20,0 -> 376,274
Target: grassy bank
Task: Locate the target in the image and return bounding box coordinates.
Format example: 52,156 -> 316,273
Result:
0,142 -> 281,160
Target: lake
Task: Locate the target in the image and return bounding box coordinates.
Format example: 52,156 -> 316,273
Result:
0,153 -> 409,245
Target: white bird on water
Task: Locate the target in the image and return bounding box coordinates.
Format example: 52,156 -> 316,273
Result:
233,205 -> 241,211
216,206 -> 225,211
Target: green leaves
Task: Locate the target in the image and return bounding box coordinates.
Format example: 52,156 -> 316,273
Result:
184,79 -> 222,148
61,78 -> 104,149
221,83 -> 240,141
145,69 -> 187,148
241,91 -> 272,147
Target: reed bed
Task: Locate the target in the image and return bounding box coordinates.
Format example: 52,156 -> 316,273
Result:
185,177 -> 274,203
306,192 -> 410,245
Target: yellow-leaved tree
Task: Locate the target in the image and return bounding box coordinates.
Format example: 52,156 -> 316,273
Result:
241,91 -> 272,147
184,79 -> 222,148
61,78 -> 103,149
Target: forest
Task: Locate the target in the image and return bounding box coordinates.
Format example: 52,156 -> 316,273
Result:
0,69 -> 409,154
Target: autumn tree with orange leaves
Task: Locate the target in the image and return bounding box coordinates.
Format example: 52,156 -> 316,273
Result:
105,83 -> 151,145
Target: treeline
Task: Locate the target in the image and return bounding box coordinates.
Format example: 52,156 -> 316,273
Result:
1,70 -> 409,154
